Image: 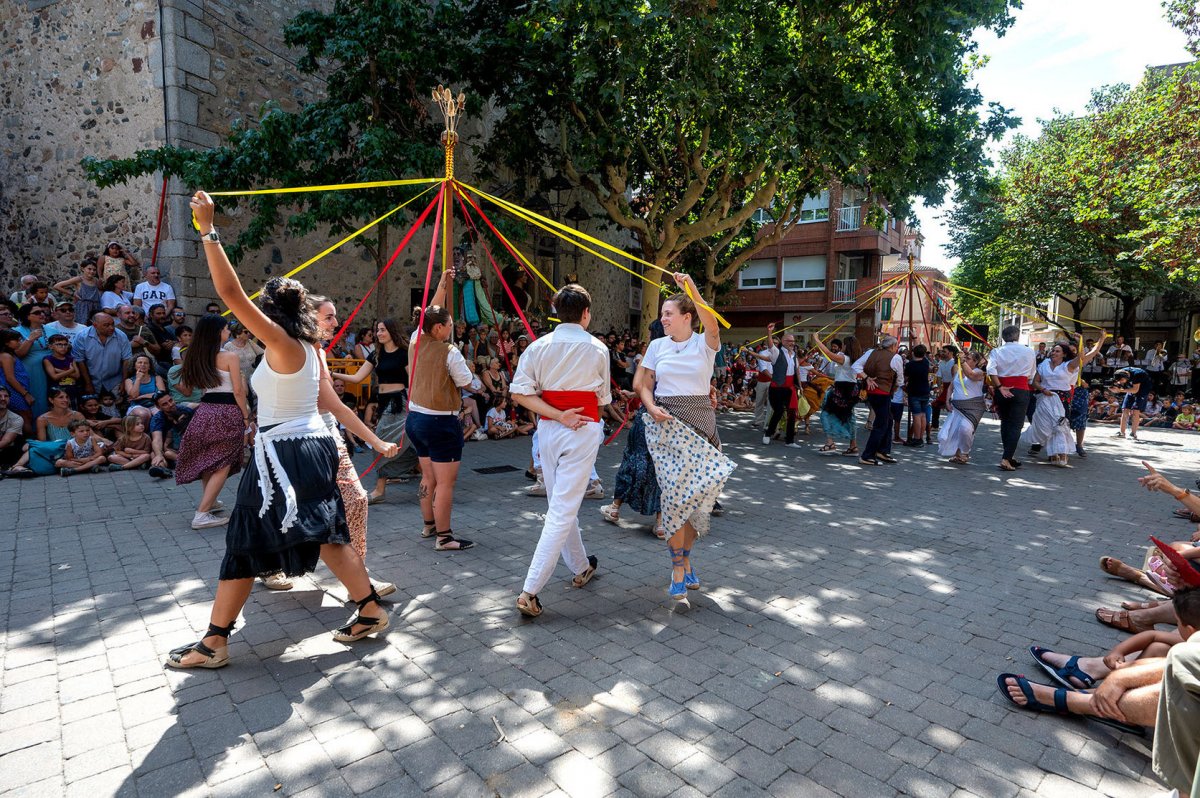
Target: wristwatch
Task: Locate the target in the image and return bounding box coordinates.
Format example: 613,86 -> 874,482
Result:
201,227 -> 220,243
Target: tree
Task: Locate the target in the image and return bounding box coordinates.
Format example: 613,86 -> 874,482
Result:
461,0 -> 1019,332
948,59 -> 1200,338
83,0 -> 452,319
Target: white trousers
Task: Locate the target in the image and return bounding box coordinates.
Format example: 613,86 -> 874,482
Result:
522,419 -> 602,595
753,381 -> 770,426
531,426 -> 600,480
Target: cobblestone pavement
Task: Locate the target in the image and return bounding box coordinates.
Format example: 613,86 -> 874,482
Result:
1,412 -> 1192,797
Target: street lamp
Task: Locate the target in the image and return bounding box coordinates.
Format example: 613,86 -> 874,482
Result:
564,200 -> 592,284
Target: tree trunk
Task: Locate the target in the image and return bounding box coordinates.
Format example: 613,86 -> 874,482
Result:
1059,295 -> 1089,333
639,275 -> 661,340
1119,296 -> 1141,342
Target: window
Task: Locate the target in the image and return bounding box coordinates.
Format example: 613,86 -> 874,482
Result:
798,191 -> 830,223
781,256 -> 826,292
739,260 -> 777,290
881,297 -> 893,320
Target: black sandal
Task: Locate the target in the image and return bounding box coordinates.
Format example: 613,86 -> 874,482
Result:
165,621 -> 235,669
435,530 -> 474,551
333,588 -> 390,642
420,519 -> 437,538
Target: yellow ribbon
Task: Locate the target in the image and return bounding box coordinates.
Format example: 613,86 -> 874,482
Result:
208,177 -> 443,197
221,183 -> 440,312
451,183 -> 557,293
936,279 -> 1105,331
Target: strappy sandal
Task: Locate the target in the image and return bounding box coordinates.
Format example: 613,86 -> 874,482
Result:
682,548 -> 699,591
841,447 -> 859,456
858,457 -> 881,466
420,519 -> 437,538
517,593 -> 542,617
572,555 -> 599,588
653,524 -> 666,540
818,443 -> 838,454
165,621 -> 234,669
1095,607 -> 1155,634
599,504 -> 620,524
1029,645 -> 1098,689
876,453 -> 897,464
333,588 -> 390,642
434,531 -> 474,551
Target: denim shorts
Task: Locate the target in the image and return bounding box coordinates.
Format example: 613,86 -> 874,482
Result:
405,410 -> 463,463
1121,393 -> 1149,412
908,396 -> 931,414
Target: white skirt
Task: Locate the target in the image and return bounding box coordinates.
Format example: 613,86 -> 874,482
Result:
1020,392 -> 1073,456
937,407 -> 976,456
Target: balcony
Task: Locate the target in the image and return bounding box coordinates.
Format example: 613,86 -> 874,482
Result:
836,205 -> 862,231
832,279 -> 858,303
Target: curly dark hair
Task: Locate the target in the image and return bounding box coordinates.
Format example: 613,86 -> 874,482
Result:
260,277 -> 320,343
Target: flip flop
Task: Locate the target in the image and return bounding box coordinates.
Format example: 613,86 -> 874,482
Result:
1029,646 -> 1097,689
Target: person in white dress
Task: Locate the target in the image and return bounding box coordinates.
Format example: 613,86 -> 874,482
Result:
1021,341 -> 1083,467
937,347 -> 987,464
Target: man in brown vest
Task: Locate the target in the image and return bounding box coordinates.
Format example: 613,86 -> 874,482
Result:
852,335 -> 903,465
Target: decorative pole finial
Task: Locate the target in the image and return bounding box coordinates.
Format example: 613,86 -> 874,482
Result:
433,85 -> 466,180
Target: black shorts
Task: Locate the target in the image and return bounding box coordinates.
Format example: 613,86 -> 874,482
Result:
405,410 -> 463,463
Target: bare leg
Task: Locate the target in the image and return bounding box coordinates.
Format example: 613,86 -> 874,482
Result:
1004,676 -> 1160,726
682,523 -> 698,574
371,475 -> 386,500
1130,409 -> 1142,437
198,465 -> 231,513
319,544 -> 383,634
173,578 -> 254,666
430,460 -> 460,531
417,457 -> 436,526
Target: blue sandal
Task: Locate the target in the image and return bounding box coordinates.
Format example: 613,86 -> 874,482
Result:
681,548 -> 699,590
667,544 -> 689,606
996,673 -> 1145,736
1029,646 -> 1097,689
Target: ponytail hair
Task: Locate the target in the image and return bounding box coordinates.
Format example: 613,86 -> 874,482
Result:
663,293 -> 698,330
420,305 -> 451,334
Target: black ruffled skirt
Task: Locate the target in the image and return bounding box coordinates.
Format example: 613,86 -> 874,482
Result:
219,434 -> 349,580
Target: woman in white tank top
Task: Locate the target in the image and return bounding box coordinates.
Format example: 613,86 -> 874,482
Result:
166,192 -> 395,671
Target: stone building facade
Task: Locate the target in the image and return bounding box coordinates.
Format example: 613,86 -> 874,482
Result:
0,0 -> 633,331
1,0 -> 631,331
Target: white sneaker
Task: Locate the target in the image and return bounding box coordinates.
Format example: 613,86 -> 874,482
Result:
785,442 -> 803,449
260,572 -> 293,590
527,477 -> 546,497
761,436 -> 771,445
210,500 -> 225,513
369,577 -> 397,598
585,479 -> 604,499
191,511 -> 229,530
471,430 -> 488,441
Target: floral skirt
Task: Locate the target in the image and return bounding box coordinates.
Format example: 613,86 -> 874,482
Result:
219,434 -> 349,580
1069,385 -> 1089,431
645,395 -> 735,538
175,401 -> 244,484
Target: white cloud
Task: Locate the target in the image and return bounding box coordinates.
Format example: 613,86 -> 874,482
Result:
917,0 -> 1192,271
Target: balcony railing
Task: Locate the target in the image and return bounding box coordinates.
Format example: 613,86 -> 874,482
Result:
832,279 -> 857,303
836,205 -> 862,231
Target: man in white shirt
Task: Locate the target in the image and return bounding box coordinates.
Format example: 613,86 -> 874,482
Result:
511,285 -> 611,619
762,324 -> 802,448
750,341 -> 774,428
985,325 -> 1037,471
132,266 -> 177,313
42,301 -> 83,340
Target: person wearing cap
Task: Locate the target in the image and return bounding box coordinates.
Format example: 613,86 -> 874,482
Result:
43,302 -> 83,340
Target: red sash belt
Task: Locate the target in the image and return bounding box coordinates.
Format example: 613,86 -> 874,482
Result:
998,376 -> 1030,390
541,390 -> 600,423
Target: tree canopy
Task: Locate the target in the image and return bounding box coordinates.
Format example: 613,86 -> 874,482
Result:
462,0 -> 1019,324
947,58 -> 1200,337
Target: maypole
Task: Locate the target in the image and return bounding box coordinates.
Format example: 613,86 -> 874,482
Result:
433,85 -> 465,318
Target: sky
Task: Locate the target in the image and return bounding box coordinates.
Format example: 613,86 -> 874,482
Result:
914,0 -> 1193,272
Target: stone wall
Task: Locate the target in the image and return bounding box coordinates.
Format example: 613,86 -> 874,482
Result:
0,0 -> 165,293
1,0 -> 631,333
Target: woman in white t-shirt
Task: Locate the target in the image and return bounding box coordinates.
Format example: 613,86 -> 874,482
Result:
636,272 -> 735,608
937,347 -> 987,464
1021,341 -> 1082,467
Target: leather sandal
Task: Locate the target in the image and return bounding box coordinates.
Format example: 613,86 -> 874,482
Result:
165,622 -> 235,669
1095,607 -> 1155,634
333,588 -> 390,642
420,519 -> 437,538
572,555 -> 599,588
517,593 -> 543,617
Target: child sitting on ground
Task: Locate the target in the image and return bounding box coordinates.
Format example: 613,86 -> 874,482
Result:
56,419 -> 110,476
486,395 -> 517,439
108,415 -> 153,470
1173,405 -> 1196,430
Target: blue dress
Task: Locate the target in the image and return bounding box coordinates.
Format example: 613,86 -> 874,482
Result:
15,326 -> 50,418
613,408 -> 661,516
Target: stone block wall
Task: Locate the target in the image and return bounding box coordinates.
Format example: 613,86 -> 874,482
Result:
1,0 -> 632,333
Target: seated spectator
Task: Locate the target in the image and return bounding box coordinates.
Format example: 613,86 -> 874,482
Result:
42,301 -> 83,341
100,274 -> 133,315
56,418 -> 111,476
170,307 -> 188,332
132,265 -> 176,313
42,334 -> 82,404
73,313 -> 133,399
1174,405 -> 1196,430
123,354 -> 165,421
1152,589 -> 1200,796
8,274 -> 36,306
167,364 -> 202,409
107,414 -> 153,470
204,302 -> 220,315
481,357 -> 509,403
171,325 -> 193,365
485,395 -> 517,439
1145,392 -> 1164,421
0,329 -> 34,433
1028,629 -> 1184,689
0,387 -> 26,469
145,304 -> 178,377
2,387 -> 80,476
78,393 -> 122,441
99,241 -> 140,284
458,403 -> 483,443
148,391 -> 191,478
332,378 -> 362,451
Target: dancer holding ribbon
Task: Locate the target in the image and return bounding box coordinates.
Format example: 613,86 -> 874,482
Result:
638,273 -> 736,608
166,191 -> 391,670
936,346 -> 987,464
511,284 -> 611,618
1021,341 -> 1084,467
